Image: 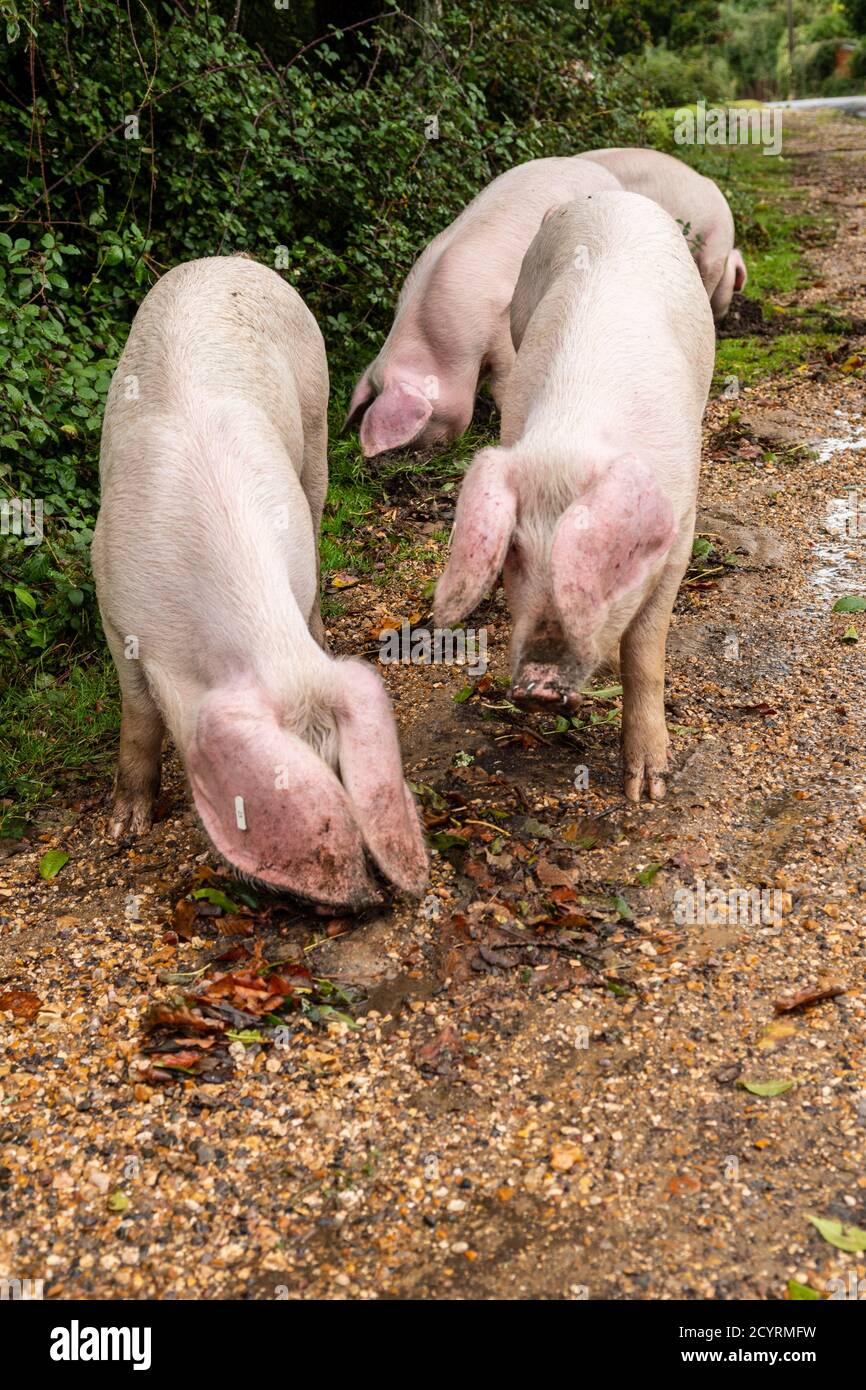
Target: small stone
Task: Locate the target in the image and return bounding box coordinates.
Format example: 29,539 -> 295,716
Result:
550,1142 -> 583,1172
86,1166 -> 110,1194
219,1242 -> 245,1266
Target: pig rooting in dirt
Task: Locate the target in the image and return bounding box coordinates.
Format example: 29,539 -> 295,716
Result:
346,156 -> 621,458
435,192 -> 716,802
578,147 -> 747,322
92,256 -> 427,909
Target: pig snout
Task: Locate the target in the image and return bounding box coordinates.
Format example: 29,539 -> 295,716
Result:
509,615 -> 587,713
510,662 -> 582,713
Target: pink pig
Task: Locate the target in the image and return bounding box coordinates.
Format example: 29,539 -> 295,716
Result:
92,256 -> 427,907
346,157 -> 620,457
435,192 -> 715,802
579,147 -> 747,320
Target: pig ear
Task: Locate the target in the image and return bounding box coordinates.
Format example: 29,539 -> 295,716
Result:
359,382 -> 433,458
552,456 -> 676,642
731,248 -> 747,291
187,685 -> 380,909
332,660 -> 428,896
343,368 -> 377,432
434,447 -> 517,626
542,203 -> 566,223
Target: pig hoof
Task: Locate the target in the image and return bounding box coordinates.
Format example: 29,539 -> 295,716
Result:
623,764 -> 667,804
107,798 -> 154,840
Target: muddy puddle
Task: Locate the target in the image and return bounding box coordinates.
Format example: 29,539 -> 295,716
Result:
802,415 -> 866,610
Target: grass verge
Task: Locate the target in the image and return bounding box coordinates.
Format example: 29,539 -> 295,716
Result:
0,656 -> 118,837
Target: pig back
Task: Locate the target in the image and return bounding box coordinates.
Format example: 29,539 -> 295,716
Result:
503,192 -> 715,470
391,158 -> 621,362
94,257 -> 329,723
579,147 -> 735,288
100,256 -> 327,486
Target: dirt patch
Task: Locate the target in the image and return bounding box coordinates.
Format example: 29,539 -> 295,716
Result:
717,293 -> 866,341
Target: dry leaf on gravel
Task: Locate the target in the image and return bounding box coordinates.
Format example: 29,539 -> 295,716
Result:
773,984 -> 846,1014
414,1024 -> 464,1074
139,941 -> 345,1081
535,858 -> 578,888
0,988 -> 42,1020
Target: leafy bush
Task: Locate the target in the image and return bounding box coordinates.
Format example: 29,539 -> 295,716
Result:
717,0 -> 786,100
844,0 -> 866,33
820,71 -> 862,92
804,10 -> 852,42
602,1 -> 723,55
790,37 -> 847,90
0,1 -> 642,683
0,223 -> 148,669
629,41 -> 734,107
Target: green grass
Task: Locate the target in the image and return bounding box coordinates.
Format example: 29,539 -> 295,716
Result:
714,331 -> 840,389
0,656 -> 118,835
321,400 -> 495,579
652,116 -> 839,390
321,479 -> 377,574
681,138 -> 807,272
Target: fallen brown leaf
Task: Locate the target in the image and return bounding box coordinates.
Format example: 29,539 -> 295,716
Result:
0,988 -> 42,1021
414,1025 -> 464,1073
668,1172 -> 701,1196
535,859 -> 577,889
144,1005 -> 225,1035
773,984 -> 846,1015
171,897 -> 201,940
328,571 -> 362,591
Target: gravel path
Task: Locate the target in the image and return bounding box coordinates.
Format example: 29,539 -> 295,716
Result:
1,111 -> 865,1302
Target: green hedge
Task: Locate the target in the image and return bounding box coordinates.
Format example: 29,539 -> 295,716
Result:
851,35 -> 866,75
629,41 -> 734,107
792,37 -> 848,89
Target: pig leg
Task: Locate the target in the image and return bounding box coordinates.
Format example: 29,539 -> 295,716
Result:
300,421 -> 329,649
307,562 -> 327,650
619,544 -> 689,803
709,255 -> 736,322
104,625 -> 165,837
486,328 -> 517,410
